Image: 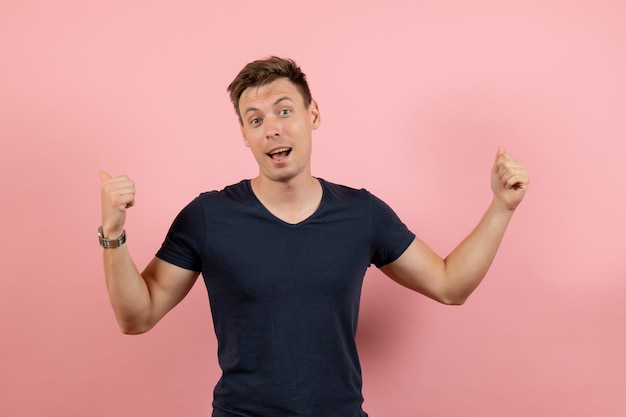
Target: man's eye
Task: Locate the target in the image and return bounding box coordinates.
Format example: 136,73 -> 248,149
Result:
250,118 -> 261,125
279,109 -> 291,116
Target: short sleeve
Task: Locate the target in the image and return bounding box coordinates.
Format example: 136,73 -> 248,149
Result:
155,196 -> 205,272
368,193 -> 415,268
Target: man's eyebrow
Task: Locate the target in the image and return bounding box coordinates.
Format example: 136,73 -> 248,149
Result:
243,106 -> 259,116
273,96 -> 294,106
243,96 -> 294,115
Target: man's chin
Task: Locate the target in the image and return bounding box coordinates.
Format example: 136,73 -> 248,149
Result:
260,168 -> 304,184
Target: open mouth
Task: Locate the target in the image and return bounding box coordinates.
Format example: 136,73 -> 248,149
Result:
267,147 -> 292,160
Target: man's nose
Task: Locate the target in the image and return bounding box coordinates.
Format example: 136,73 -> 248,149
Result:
264,115 -> 282,138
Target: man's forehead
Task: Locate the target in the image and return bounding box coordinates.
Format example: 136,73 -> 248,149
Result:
240,78 -> 301,105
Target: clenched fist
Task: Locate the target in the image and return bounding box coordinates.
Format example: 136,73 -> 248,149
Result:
491,147 -> 529,211
99,171 -> 136,238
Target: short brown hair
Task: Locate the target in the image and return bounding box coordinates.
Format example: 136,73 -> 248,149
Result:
227,56 -> 313,122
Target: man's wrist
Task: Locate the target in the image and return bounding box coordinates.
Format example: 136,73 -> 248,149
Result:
98,226 -> 127,248
488,197 -> 516,223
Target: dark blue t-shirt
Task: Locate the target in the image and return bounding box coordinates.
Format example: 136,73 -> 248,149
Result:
156,178 -> 415,417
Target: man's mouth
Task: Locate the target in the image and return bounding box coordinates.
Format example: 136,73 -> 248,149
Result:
267,147 -> 292,160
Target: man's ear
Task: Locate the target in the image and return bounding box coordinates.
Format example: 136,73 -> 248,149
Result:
310,100 -> 321,130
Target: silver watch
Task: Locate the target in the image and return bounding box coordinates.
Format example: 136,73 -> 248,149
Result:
98,226 -> 126,248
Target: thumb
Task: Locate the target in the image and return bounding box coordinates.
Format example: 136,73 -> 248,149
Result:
493,147 -> 506,172
98,171 -> 112,182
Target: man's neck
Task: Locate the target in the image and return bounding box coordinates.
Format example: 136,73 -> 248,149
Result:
250,175 -> 322,224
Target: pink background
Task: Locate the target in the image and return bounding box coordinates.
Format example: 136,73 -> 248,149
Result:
1,0 -> 625,416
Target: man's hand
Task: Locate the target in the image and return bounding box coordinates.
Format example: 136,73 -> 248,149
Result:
99,171 -> 135,238
490,147 -> 529,211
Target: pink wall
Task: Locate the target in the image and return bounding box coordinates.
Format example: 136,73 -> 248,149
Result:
1,0 -> 625,416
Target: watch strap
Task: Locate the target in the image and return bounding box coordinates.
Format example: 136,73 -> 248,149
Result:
98,226 -> 126,248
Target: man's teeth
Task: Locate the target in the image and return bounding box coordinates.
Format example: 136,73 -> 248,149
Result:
270,147 -> 291,155
268,147 -> 291,158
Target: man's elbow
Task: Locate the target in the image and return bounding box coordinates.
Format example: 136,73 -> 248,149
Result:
117,318 -> 154,335
438,291 -> 470,306
440,297 -> 467,306
120,326 -> 149,335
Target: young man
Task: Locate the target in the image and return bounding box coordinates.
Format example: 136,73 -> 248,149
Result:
99,57 -> 529,417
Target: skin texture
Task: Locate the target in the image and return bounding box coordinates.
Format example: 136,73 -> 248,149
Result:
381,147 -> 528,305
99,77 -> 529,333
238,78 -> 322,224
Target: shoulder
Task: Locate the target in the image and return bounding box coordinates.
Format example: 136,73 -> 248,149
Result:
318,178 -> 393,212
192,180 -> 251,205
318,178 -> 371,200
173,180 -> 251,221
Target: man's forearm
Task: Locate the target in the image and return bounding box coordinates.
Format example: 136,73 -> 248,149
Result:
103,245 -> 152,334
443,198 -> 515,303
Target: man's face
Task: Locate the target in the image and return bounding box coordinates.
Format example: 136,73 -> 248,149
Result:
238,78 -> 320,184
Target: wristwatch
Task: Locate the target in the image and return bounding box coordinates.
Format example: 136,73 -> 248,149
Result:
98,226 -> 126,248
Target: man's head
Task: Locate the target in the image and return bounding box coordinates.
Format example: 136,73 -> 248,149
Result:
228,57 -> 313,123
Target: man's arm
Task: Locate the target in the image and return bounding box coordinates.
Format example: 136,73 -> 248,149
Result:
99,172 -> 199,334
381,147 -> 529,305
